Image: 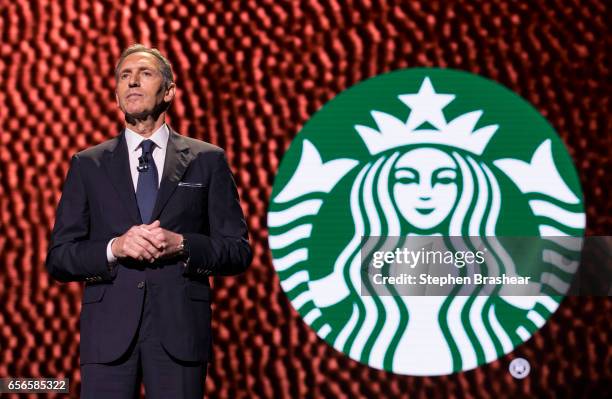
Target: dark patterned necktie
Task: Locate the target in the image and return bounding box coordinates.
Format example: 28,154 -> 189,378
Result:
136,139 -> 159,224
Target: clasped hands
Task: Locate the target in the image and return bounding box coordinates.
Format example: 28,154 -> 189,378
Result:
111,220 -> 183,263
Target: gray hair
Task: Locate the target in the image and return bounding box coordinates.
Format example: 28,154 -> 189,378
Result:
115,44 -> 174,89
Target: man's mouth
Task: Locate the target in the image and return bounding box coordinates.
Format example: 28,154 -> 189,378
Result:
416,207 -> 435,215
126,93 -> 142,99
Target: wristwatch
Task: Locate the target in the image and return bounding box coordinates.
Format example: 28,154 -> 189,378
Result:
178,236 -> 189,257
178,236 -> 190,272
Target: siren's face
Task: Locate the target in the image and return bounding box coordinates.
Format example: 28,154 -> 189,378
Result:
392,148 -> 458,230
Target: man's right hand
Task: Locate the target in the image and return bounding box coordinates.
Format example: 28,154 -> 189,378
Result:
111,220 -> 167,262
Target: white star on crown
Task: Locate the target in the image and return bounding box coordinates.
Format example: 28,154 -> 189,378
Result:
354,77 -> 498,155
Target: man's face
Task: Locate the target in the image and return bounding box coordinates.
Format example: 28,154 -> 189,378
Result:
115,52 -> 174,118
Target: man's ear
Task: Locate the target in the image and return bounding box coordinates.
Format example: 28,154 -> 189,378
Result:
164,83 -> 176,103
115,91 -> 120,107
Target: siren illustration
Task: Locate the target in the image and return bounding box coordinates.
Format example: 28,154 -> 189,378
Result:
268,70 -> 585,375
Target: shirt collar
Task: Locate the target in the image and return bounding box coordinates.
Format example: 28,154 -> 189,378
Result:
125,124 -> 170,153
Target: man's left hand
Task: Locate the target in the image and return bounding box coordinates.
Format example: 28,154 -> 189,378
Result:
140,220 -> 184,260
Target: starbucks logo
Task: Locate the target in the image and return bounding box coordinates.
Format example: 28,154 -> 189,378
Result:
268,69 -> 585,375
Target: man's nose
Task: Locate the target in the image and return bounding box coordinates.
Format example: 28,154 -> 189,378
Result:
128,76 -> 140,87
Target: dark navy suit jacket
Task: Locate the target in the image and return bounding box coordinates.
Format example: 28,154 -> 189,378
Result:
45,128 -> 252,364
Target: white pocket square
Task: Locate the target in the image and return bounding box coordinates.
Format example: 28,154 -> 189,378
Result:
178,181 -> 205,188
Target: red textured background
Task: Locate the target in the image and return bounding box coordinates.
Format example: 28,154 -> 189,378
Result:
0,0 -> 610,398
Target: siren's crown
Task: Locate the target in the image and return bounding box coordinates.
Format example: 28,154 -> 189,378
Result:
355,77 -> 498,155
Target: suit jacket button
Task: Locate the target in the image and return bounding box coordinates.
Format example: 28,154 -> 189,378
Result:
137,281 -> 145,289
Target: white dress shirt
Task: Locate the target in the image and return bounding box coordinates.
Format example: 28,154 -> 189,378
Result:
106,124 -> 170,263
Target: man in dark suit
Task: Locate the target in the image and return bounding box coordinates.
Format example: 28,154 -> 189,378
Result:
46,44 -> 252,398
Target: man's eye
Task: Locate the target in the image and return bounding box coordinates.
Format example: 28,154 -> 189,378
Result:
143,71 -> 152,76
120,74 -> 129,80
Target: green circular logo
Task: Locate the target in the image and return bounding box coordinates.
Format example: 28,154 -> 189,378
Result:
268,69 -> 584,375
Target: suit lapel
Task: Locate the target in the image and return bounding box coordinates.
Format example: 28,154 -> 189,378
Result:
102,130 -> 142,225
150,128 -> 191,221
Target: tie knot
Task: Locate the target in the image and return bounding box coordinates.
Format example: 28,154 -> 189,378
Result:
140,139 -> 155,155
